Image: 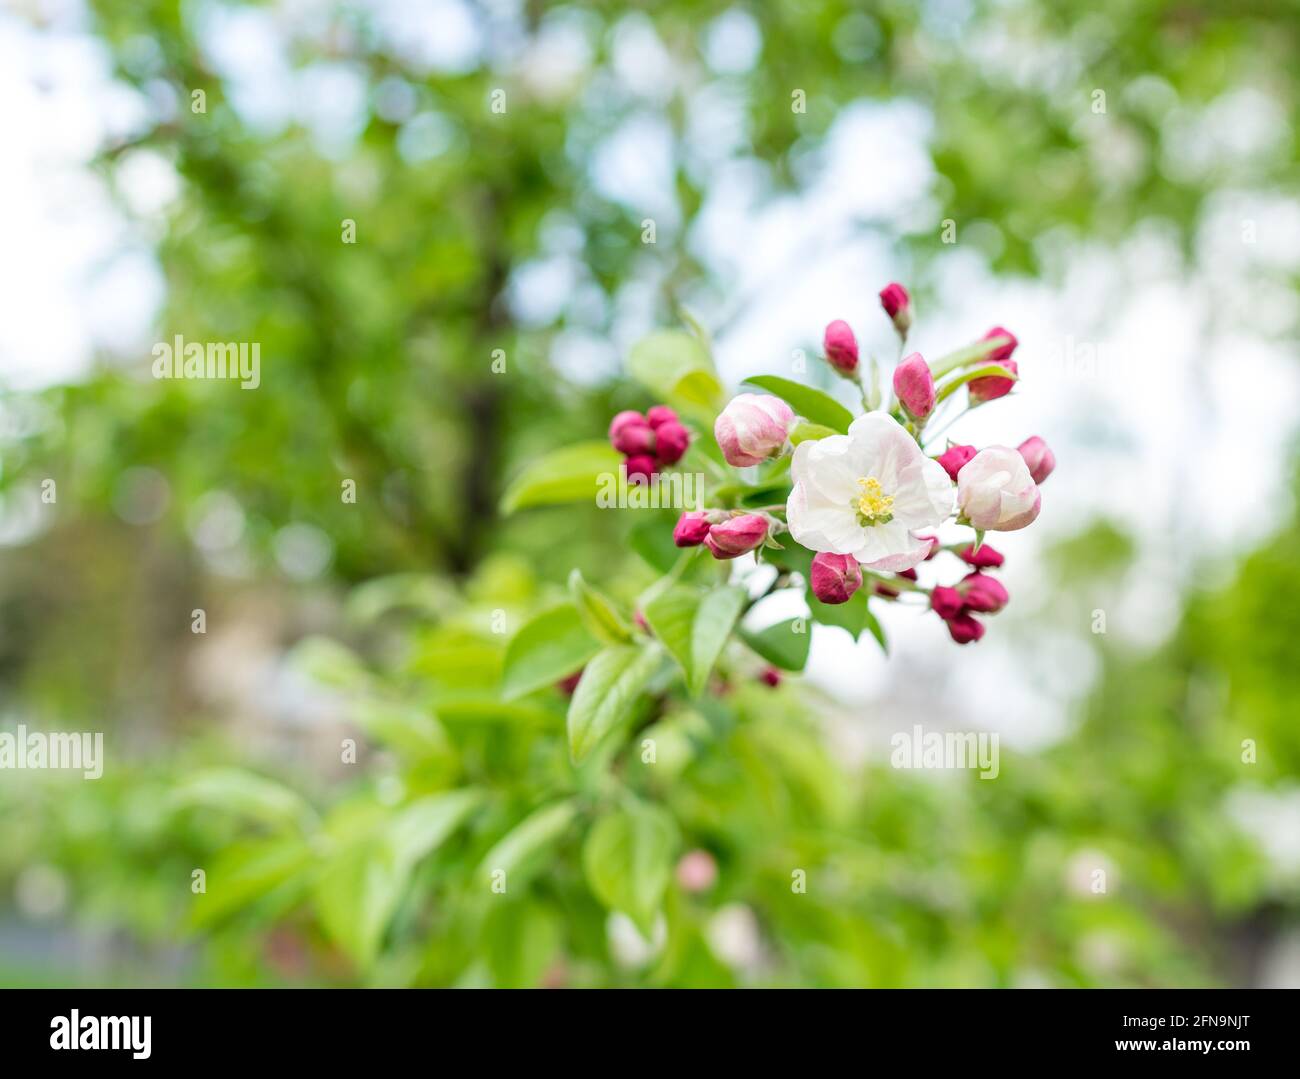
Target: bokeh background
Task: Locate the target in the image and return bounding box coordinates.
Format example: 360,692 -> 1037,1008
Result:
1,0 -> 1298,987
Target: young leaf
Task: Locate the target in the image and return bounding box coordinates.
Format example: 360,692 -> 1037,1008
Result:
644,585 -> 746,696
501,603 -> 601,700
500,441 -> 623,514
567,645 -> 664,763
933,363 -> 1018,405
742,375 -> 854,433
582,800 -> 679,935
740,617 -> 812,671
477,799 -> 579,888
171,768 -> 318,833
568,568 -> 634,644
627,331 -> 724,419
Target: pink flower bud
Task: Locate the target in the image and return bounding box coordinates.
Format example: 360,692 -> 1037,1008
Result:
930,585 -> 964,621
654,420 -> 691,465
893,352 -> 936,420
676,849 -> 718,893
879,282 -> 912,336
810,552 -> 863,605
624,455 -> 657,485
968,358 -> 1018,405
983,326 -> 1018,363
673,510 -> 712,547
959,572 -> 1009,613
760,666 -> 782,688
957,446 -> 1040,531
945,611 -> 986,645
611,412 -> 654,454
609,409 -> 646,443
557,670 -> 583,695
714,393 -> 795,467
823,319 -> 859,375
1017,436 -> 1055,485
958,542 -> 1004,568
705,513 -> 768,559
645,405 -> 678,429
936,444 -> 977,481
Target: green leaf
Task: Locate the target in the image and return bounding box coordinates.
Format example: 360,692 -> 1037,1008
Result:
351,700 -> 451,760
933,363 -> 1018,405
189,837 -> 315,930
568,568 -> 633,644
567,644 -> 663,763
478,799 -> 579,889
583,799 -> 678,935
929,335 -> 1014,379
500,441 -> 623,514
501,603 -> 601,700
171,768 -> 317,833
484,900 -> 562,988
742,375 -> 854,433
643,585 -> 745,696
806,586 -> 870,637
626,331 -> 724,419
314,790 -> 482,968
789,420 -> 838,445
740,617 -> 812,671
862,605 -> 888,653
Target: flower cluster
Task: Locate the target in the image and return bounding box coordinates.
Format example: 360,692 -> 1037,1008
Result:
608,406 -> 692,484
652,280 -> 1056,645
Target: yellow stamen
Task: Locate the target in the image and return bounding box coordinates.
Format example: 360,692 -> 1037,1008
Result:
856,476 -> 894,525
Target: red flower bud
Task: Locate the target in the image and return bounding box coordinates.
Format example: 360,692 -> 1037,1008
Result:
654,420 -> 691,465
609,409 -> 645,442
624,455 -> 657,485
823,319 -> 859,376
879,282 -> 912,336
611,416 -> 654,455
930,585 -> 964,621
557,670 -> 583,695
893,351 -> 936,420
760,666 -> 782,688
1017,435 -> 1055,485
673,510 -> 712,547
645,405 -> 678,429
958,542 -> 1004,568
945,611 -> 986,644
704,514 -> 768,559
810,552 -> 863,605
959,572 -> 1009,613
936,444 -> 977,481
968,358 -> 1018,405
982,326 -> 1018,363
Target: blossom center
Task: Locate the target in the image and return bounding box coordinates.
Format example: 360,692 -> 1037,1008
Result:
855,476 -> 894,526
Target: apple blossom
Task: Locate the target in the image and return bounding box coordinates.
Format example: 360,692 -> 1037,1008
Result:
983,326 -> 1018,363
968,358 -> 1018,405
936,444 -> 977,481
957,446 -> 1041,531
714,393 -> 796,467
673,510 -> 712,547
879,282 -> 911,336
823,320 -> 859,376
958,542 -> 1004,568
612,418 -> 654,455
945,611 -> 986,644
893,352 -> 936,420
1017,435 -> 1055,485
930,585 -> 964,621
787,413 -> 954,572
645,405 -> 678,429
624,454 -> 656,485
809,552 -> 863,605
705,513 -> 769,559
655,420 -> 691,465
959,572 -> 1009,613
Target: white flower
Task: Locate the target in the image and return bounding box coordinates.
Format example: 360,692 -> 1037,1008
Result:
787,413 -> 954,571
957,446 -> 1040,531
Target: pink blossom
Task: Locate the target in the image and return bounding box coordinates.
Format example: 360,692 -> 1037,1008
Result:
957,446 -> 1041,531
673,511 -> 712,547
809,552 -> 863,605
1017,435 -> 1055,485
654,420 -> 691,465
893,352 -> 936,420
705,513 -> 769,559
823,320 -> 859,376
936,444 -> 977,481
714,393 -> 795,467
